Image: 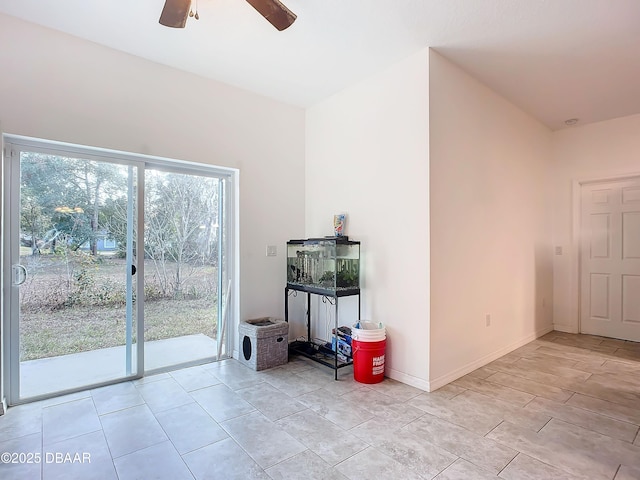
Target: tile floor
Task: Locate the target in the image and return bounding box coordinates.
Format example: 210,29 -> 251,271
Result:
1,331 -> 639,480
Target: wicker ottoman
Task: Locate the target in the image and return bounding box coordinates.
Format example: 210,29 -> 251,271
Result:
238,317 -> 288,371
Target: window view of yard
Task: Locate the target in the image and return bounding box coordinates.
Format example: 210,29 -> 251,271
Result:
19,153 -> 222,362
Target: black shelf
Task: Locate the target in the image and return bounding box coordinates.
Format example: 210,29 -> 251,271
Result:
287,236 -> 358,245
288,340 -> 353,370
286,282 -> 360,298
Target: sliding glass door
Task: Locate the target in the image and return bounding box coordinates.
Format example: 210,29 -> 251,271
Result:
5,148 -> 142,403
3,136 -> 234,405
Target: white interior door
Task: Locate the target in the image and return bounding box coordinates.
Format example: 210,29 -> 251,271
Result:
580,177 -> 640,342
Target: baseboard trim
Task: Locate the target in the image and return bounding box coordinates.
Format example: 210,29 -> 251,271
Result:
385,368 -> 430,392
428,324 -> 554,392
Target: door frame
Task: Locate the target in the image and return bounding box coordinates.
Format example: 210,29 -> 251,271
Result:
1,134 -> 239,406
571,172 -> 640,337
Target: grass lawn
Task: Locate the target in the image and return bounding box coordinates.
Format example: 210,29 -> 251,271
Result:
18,253 -> 219,361
20,298 -> 217,361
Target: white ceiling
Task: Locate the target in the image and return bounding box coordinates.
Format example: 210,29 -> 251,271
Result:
1,0 -> 639,130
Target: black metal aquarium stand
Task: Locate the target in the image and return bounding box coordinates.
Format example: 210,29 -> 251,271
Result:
285,285 -> 360,380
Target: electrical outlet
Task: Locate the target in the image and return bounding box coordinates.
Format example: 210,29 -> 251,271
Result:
485,314 -> 491,327
555,246 -> 563,255
266,245 -> 277,257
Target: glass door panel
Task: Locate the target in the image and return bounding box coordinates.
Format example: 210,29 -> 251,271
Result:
14,151 -> 139,400
143,169 -> 223,371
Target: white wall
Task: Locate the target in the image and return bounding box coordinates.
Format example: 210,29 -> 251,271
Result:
550,114 -> 640,333
0,14 -> 305,366
305,49 -> 431,390
429,51 -> 554,388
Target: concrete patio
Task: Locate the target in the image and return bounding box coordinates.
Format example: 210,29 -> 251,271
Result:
19,334 -> 219,399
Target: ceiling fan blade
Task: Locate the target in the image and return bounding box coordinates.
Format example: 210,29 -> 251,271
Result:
159,0 -> 191,28
245,0 -> 297,31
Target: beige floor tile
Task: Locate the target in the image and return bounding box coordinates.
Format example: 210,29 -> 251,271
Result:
335,446 -> 424,480
599,338 -> 633,349
508,344 -> 542,357
452,376 -> 535,407
491,353 -> 522,364
409,388 -> 548,435
465,366 -> 498,379
154,402 -> 228,455
499,453 -> 585,480
585,373 -> 640,396
514,357 -> 592,382
484,372 -> 573,403
340,387 -> 425,424
487,421 -> 617,480
566,393 -> 640,425
0,432 -> 42,480
548,337 -> 617,354
275,409 -> 367,466
611,349 -> 640,362
296,388 -> 374,429
517,351 -> 581,369
0,402 -> 43,442
190,384 -> 256,422
42,398 -> 101,446
236,382 -> 306,421
260,368 -> 326,397
570,377 -> 640,409
407,389 -> 503,435
265,450 -> 348,480
481,360 -> 577,391
539,418 -> 640,468
208,362 -> 266,391
455,390 -> 550,432
620,341 -> 640,352
571,359 -> 640,380
375,428 -> 458,478
405,414 -> 517,473
221,411 -> 306,468
113,441 -> 193,480
535,345 -> 608,364
434,458 -> 498,479
616,464 -> 640,480
349,416 -> 410,445
525,397 -> 639,442
340,386 -> 399,408
427,383 -> 468,399
182,437 -> 269,480
365,378 -> 424,402
43,430 -> 118,480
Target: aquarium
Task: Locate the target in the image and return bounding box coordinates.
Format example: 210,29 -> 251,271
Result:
287,237 -> 360,293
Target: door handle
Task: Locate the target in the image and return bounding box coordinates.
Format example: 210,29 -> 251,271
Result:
131,264 -> 137,276
12,264 -> 27,286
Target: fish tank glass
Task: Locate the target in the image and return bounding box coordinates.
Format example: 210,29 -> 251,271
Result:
287,237 -> 360,293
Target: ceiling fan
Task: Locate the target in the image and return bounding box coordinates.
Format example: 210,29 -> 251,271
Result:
159,0 -> 297,31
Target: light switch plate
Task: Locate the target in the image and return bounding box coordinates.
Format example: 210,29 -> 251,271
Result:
266,245 -> 277,257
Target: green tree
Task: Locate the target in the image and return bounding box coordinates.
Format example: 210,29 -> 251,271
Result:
144,172 -> 219,297
20,153 -> 124,254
